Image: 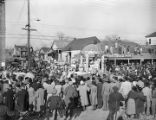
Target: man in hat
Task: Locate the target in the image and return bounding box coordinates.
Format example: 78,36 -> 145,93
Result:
47,88 -> 62,120
107,86 -> 124,120
64,80 -> 78,119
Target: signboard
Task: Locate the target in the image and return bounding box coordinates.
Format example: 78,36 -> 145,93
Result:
104,54 -> 132,58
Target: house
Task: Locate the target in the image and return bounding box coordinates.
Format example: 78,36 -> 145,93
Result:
145,32 -> 156,55
62,36 -> 100,63
51,40 -> 70,61
63,36 -> 100,51
145,32 -> 156,45
13,45 -> 28,58
5,48 -> 13,60
39,47 -> 52,62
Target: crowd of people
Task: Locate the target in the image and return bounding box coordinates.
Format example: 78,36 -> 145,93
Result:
0,61 -> 156,120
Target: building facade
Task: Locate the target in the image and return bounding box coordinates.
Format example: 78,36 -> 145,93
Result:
145,32 -> 156,45
13,45 -> 28,58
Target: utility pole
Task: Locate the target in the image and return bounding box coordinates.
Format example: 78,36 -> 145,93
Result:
23,0 -> 36,69
0,0 -> 6,68
27,0 -> 31,69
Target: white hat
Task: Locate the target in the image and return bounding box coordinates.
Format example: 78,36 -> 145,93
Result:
137,80 -> 144,88
133,81 -> 137,86
80,80 -> 84,85
72,78 -> 76,83
69,81 -> 73,85
52,88 -> 57,95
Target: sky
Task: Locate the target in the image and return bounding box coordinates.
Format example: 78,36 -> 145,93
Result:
5,0 -> 156,49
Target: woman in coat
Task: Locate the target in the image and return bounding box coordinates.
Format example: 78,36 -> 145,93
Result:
126,86 -> 138,118
90,81 -> 97,110
102,79 -> 111,111
15,85 -> 28,112
3,85 -> 15,111
0,98 -> 9,120
34,84 -> 45,113
77,81 -> 90,110
27,84 -> 35,111
97,78 -> 103,109
135,86 -> 146,119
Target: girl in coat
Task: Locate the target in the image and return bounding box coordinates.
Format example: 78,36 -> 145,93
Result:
126,86 -> 138,119
34,84 -> 45,114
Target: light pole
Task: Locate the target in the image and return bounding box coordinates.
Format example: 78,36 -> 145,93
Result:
22,0 -> 36,69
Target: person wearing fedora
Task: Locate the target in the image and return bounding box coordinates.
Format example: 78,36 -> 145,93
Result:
47,88 -> 62,120
107,86 -> 124,120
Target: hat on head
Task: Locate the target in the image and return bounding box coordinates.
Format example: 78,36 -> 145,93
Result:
112,86 -> 119,92
52,88 -> 57,95
80,80 -> 84,85
137,80 -> 144,88
69,81 -> 73,85
65,78 -> 69,83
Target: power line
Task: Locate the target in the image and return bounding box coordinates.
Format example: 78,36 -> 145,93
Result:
1,36 -> 54,41
0,33 -> 74,39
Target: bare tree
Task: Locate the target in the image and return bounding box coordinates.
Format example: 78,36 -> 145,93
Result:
56,32 -> 65,41
104,35 -> 120,41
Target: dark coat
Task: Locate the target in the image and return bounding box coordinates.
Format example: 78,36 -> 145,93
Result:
0,104 -> 8,120
97,82 -> 103,108
15,89 -> 28,112
3,89 -> 15,111
108,91 -> 124,111
47,96 -> 62,110
64,85 -> 78,108
135,91 -> 146,114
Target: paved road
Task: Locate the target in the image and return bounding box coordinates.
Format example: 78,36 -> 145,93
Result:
22,107 -> 154,120
45,107 -> 109,120
44,107 -> 155,120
